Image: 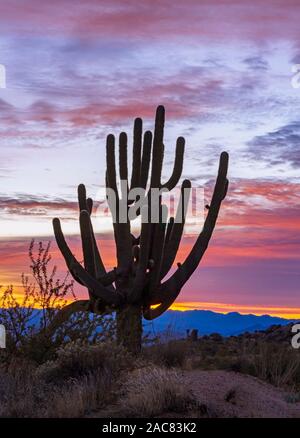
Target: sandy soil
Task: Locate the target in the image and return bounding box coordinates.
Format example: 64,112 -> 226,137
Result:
182,370 -> 300,418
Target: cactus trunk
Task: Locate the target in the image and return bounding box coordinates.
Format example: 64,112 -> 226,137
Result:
116,304 -> 142,354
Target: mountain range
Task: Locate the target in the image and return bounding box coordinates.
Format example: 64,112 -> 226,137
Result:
1,307 -> 295,339
143,309 -> 295,338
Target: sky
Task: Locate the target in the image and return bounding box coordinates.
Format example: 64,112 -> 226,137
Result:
0,0 -> 299,318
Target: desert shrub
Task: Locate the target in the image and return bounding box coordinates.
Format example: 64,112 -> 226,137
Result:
0,341 -> 133,418
285,392 -> 300,404
214,354 -> 256,375
119,366 -> 197,417
0,367 -> 115,418
185,355 -> 203,370
0,241 -> 115,364
183,335 -> 300,390
0,360 -> 50,417
46,371 -> 113,417
209,333 -> 223,342
254,343 -> 300,388
36,340 -> 132,383
143,340 -> 190,368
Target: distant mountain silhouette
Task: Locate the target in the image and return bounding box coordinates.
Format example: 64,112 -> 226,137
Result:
2,307 -> 294,339
144,309 -> 294,337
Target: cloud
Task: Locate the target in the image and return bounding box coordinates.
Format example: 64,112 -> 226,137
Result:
243,56 -> 269,71
0,0 -> 299,313
0,66 -> 228,133
0,194 -> 79,217
247,122 -> 300,168
0,0 -> 300,45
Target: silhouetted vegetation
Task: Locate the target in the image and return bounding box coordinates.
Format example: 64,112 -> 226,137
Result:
1,243 -> 299,418
52,106 -> 229,353
0,241 -> 115,364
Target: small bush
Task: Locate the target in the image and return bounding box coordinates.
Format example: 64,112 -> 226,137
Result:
36,340 -> 132,383
119,366 -> 196,417
143,340 -> 190,368
0,341 -> 133,417
0,241 -> 115,365
0,362 -> 50,417
254,343 -> 300,388
46,372 -> 113,417
209,333 -> 223,342
285,392 -> 300,404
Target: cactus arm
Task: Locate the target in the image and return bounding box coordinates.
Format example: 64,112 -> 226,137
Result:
140,130 -> 152,189
148,151 -> 229,312
86,197 -> 93,215
130,117 -> 143,190
52,218 -> 84,286
143,300 -> 171,320
119,132 -> 128,187
79,210 -> 96,289
114,132 -> 132,271
78,186 -> 108,282
119,132 -> 130,212
105,133 -> 132,271
66,253 -> 119,304
164,216 -> 174,245
113,222 -> 132,271
44,300 -> 91,334
79,209 -> 115,296
150,105 -> 165,187
147,216 -> 167,294
147,202 -> 168,294
159,179 -> 191,280
129,207 -> 152,303
78,183 -> 88,211
98,268 -> 119,286
161,137 -> 185,190
223,178 -> 229,199
89,226 -> 112,284
53,218 -> 120,305
106,134 -> 118,195
132,130 -> 152,219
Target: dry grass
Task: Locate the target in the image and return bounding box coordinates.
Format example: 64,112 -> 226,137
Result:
1,329 -> 299,418
0,341 -> 133,418
144,333 -> 300,393
119,366 -> 197,417
46,372 -> 113,418
254,343 -> 300,388
175,335 -> 300,390
143,340 -> 190,368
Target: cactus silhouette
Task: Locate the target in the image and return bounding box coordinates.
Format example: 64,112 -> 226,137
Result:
53,105 -> 229,353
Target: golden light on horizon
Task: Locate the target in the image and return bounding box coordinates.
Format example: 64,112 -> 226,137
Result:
1,285 -> 299,319
170,301 -> 300,319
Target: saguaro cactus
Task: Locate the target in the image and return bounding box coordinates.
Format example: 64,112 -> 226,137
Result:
53,105 -> 229,353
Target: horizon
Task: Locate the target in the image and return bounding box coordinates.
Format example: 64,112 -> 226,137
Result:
0,295 -> 298,320
0,301 -> 297,321
0,0 -> 300,318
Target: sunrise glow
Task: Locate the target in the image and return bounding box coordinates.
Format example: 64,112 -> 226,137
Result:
0,0 -> 299,319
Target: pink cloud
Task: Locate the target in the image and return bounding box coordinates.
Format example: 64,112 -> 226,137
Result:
0,0 -> 299,45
